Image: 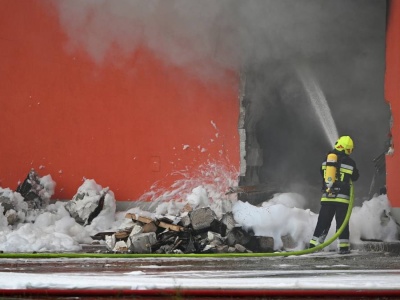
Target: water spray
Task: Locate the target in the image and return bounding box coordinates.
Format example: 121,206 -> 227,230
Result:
297,65 -> 339,146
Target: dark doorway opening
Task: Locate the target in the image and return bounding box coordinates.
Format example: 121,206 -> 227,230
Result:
238,1 -> 390,211
239,59 -> 390,212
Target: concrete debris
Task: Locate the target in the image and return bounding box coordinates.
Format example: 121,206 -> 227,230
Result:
0,187 -> 29,226
114,231 -> 130,240
5,209 -> 19,225
235,243 -> 251,253
105,234 -> 116,250
91,231 -> 115,241
215,245 -> 229,253
15,169 -> 45,209
255,236 -> 275,252
0,195 -> 25,225
128,232 -> 157,253
142,221 -> 158,233
97,205 -> 294,254
225,227 -> 251,247
209,219 -> 227,236
221,212 -> 236,232
126,213 -> 185,232
189,207 -> 216,231
0,196 -> 16,213
130,224 -> 143,236
65,188 -> 109,225
179,213 -> 191,227
207,231 -> 224,247
15,169 -> 54,209
113,240 -> 128,252
2,171 -> 302,254
1,171 -> 315,254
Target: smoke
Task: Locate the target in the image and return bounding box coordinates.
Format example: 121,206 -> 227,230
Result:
51,0 -> 238,79
50,0 -> 378,78
50,0 -> 390,206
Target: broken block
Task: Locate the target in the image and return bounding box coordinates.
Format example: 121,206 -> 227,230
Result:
142,221 -> 158,233
221,212 -> 236,232
210,219 -> 227,236
225,227 -> 251,246
234,244 -> 248,253
179,213 -> 191,227
129,224 -> 143,236
113,241 -> 128,252
128,232 -> 157,254
215,245 -> 229,253
189,207 -> 216,231
105,234 -> 116,251
207,231 -> 224,247
258,236 -> 275,252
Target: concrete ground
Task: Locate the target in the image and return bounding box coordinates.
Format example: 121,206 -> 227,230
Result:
1,241 -> 400,298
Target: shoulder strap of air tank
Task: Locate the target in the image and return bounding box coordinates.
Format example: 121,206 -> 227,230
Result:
335,153 -> 343,181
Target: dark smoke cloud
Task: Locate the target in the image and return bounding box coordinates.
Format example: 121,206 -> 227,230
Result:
50,0 -> 390,207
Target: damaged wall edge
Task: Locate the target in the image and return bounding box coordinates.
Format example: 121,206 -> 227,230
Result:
238,71 -> 247,178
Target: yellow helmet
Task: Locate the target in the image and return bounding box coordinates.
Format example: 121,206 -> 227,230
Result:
335,136 -> 354,155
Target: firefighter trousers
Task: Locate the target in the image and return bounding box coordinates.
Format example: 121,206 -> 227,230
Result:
309,201 -> 350,250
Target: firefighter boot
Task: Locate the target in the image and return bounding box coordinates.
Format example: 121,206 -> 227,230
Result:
338,239 -> 350,254
339,247 -> 350,254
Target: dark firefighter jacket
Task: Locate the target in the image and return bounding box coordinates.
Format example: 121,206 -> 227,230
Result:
320,149 -> 359,204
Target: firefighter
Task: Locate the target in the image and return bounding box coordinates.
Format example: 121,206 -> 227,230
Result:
309,135 -> 359,254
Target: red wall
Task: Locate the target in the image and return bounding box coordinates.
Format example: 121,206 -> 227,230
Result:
386,0 -> 400,208
0,1 -> 240,200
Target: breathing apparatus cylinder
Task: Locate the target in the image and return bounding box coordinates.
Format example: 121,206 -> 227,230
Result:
324,153 -> 338,193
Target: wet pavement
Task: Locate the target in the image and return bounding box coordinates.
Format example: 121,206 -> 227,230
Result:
0,250 -> 399,273
1,247 -> 400,298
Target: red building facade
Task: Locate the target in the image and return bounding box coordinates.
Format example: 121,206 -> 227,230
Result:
0,1 -> 240,201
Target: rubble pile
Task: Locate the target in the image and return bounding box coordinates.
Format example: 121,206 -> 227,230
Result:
0,169 -> 55,226
65,187 -> 110,226
15,169 -> 54,210
0,188 -> 27,226
100,205 -> 293,254
0,170 -> 300,254
1,169 -> 397,254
